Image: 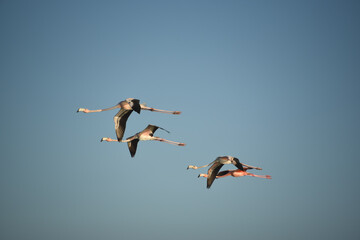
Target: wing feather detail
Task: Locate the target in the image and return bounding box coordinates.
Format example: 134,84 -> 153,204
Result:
216,170 -> 231,177
127,138 -> 139,158
144,124 -> 170,134
114,109 -> 133,141
233,158 -> 244,171
129,99 -> 141,114
207,162 -> 224,189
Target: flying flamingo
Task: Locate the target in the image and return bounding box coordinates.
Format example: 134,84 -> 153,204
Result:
101,124 -> 186,157
77,98 -> 181,141
198,167 -> 272,180
187,156 -> 265,188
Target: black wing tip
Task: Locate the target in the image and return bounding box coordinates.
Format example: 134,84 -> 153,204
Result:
237,163 -> 244,170
129,150 -> 136,157
160,127 -> 170,134
130,99 -> 141,114
127,139 -> 139,158
129,147 -> 136,157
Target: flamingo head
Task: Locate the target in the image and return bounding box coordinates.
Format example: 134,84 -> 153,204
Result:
187,165 -> 198,170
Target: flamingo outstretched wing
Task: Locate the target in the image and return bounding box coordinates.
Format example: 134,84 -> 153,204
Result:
114,109 -> 133,141
207,162 -> 224,189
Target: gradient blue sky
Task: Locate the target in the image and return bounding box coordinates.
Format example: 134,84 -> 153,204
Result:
1,1 -> 360,239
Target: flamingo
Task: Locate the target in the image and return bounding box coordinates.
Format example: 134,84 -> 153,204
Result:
187,156 -> 265,188
101,124 -> 186,157
77,98 -> 181,141
198,167 -> 272,180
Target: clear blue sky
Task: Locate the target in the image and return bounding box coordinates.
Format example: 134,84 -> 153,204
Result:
1,0 -> 360,239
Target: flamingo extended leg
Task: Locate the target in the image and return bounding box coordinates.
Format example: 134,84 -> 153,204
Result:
240,163 -> 263,170
77,104 -> 120,113
245,173 -> 272,179
141,105 -> 181,115
153,137 -> 186,146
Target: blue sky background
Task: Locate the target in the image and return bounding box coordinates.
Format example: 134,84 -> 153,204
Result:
1,0 -> 360,239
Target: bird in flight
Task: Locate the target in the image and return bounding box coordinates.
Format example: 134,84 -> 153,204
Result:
101,124 -> 186,157
198,167 -> 271,180
77,98 -> 181,141
187,156 -> 268,188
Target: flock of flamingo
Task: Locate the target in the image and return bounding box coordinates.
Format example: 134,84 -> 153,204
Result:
77,98 -> 271,188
